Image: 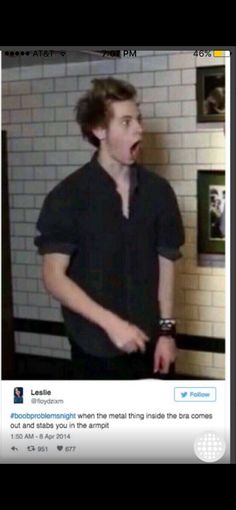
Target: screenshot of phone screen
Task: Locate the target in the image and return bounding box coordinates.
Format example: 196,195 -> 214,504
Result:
0,46 -> 235,464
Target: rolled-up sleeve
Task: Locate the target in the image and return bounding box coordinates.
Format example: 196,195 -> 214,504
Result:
155,180 -> 185,261
34,188 -> 78,256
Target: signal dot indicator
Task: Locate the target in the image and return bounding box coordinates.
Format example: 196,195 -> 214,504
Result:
4,50 -> 31,57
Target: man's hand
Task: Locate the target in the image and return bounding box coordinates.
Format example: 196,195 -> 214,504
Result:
153,336 -> 177,374
105,314 -> 150,354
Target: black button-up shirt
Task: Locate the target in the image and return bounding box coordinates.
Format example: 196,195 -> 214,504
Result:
35,155 -> 185,358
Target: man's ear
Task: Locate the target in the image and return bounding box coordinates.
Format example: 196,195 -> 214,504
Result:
92,126 -> 106,141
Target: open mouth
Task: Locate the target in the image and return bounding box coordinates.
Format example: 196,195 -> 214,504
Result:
130,140 -> 141,158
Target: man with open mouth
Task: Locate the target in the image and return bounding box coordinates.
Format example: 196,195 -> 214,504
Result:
35,77 -> 185,380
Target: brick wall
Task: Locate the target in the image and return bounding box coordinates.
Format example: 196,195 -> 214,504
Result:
2,50 -> 225,378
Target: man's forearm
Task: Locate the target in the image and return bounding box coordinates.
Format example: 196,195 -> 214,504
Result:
44,272 -> 114,331
158,255 -> 175,317
154,256 -> 177,373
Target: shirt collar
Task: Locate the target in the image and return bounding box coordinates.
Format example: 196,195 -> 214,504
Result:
91,151 -> 139,193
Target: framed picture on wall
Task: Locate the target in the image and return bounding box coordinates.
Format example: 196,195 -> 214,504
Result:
197,66 -> 225,122
197,170 -> 225,267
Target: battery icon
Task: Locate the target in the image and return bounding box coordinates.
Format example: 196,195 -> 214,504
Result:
213,50 -> 231,57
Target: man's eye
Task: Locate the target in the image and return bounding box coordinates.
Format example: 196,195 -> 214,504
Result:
122,119 -> 130,126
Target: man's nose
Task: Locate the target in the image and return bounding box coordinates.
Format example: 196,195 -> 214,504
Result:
135,120 -> 143,135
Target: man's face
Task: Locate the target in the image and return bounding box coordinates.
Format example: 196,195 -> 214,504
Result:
103,100 -> 143,165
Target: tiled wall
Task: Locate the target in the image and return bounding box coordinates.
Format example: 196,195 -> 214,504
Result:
2,50 -> 225,378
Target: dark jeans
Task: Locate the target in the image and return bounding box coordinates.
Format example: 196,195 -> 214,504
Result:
70,342 -> 155,380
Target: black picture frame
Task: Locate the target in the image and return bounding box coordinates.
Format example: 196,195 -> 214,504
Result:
197,66 -> 225,123
197,170 -> 225,267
